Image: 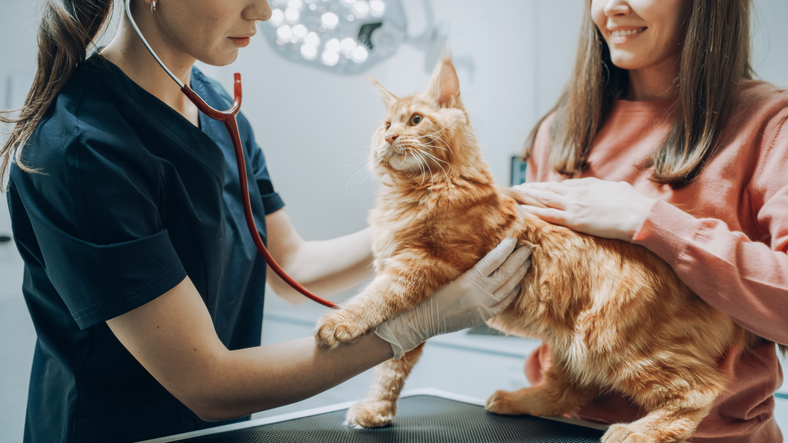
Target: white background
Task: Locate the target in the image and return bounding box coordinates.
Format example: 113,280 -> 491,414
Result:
1,1 -> 787,442
2,0 -> 787,252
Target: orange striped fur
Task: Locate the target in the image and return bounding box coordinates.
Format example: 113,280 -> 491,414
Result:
313,57 -> 753,443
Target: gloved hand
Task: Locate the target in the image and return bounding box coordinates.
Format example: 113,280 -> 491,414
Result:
375,237 -> 532,359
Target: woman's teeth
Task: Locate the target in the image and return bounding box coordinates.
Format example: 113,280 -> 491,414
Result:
612,28 -> 645,37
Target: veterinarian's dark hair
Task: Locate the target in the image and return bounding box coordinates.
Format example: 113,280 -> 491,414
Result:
0,0 -> 114,187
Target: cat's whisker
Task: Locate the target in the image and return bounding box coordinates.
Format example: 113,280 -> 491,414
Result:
420,123 -> 451,140
411,149 -> 427,186
413,143 -> 451,168
419,153 -> 435,187
423,151 -> 451,168
418,155 -> 430,188
432,135 -> 453,156
335,148 -> 382,198
418,150 -> 436,183
419,124 -> 454,155
414,149 -> 437,180
413,150 -> 437,197
418,149 -> 451,181
414,140 -> 451,165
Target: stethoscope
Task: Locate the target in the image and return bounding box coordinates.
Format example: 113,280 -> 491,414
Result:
124,0 -> 338,309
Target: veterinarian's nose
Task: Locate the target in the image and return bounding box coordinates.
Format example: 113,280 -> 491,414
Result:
386,134 -> 399,145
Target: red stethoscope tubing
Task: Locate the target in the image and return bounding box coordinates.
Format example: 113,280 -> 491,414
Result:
120,0 -> 335,308
181,74 -> 339,309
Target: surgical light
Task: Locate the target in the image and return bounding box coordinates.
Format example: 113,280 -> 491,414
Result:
262,0 -> 427,75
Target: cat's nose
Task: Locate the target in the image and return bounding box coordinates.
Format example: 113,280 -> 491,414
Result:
386,134 -> 399,145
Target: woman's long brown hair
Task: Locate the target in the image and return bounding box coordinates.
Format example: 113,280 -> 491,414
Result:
0,0 -> 114,187
523,0 -> 753,189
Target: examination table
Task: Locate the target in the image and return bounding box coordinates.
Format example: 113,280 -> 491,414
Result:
142,389 -> 608,443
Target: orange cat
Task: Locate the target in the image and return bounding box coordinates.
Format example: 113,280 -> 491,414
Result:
314,57 -> 755,443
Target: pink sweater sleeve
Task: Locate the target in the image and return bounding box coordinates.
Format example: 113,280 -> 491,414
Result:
633,112 -> 788,345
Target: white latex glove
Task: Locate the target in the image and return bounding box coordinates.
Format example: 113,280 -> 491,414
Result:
375,237 -> 532,359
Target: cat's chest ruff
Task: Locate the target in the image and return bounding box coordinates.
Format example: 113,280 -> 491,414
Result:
370,197 -> 451,268
372,193 -> 447,233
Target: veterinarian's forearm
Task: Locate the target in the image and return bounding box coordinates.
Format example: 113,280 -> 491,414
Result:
197,333 -> 393,421
272,227 -> 374,299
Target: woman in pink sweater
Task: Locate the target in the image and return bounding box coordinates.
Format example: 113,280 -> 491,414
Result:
513,0 -> 787,441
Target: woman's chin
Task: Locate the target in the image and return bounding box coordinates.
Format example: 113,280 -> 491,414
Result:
199,51 -> 240,68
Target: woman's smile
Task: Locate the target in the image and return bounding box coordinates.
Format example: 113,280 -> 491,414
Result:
608,26 -> 648,43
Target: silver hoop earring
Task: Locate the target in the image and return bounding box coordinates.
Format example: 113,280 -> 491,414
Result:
150,0 -> 157,13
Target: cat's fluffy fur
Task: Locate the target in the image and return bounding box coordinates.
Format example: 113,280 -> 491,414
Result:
314,57 -> 755,443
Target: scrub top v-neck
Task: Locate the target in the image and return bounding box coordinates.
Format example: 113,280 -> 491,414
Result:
6,54 -> 284,443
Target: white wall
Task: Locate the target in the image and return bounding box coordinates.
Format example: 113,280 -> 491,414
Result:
0,0 -> 787,273
196,0 -> 788,243
0,2 -> 786,440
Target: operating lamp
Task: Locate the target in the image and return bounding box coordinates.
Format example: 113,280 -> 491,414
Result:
261,0 -> 446,75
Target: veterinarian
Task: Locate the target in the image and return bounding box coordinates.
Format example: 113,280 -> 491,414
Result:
0,1 -> 532,442
514,0 -> 788,441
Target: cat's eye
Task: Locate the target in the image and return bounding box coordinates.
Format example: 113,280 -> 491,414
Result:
410,114 -> 423,126
385,122 -> 391,130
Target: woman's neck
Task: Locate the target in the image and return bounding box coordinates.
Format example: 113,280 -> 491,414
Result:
626,56 -> 681,102
100,15 -> 199,126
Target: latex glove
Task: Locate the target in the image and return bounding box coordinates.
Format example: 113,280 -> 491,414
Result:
375,237 -> 532,359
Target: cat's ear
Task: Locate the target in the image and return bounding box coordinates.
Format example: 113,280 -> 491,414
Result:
370,78 -> 398,108
428,56 -> 461,108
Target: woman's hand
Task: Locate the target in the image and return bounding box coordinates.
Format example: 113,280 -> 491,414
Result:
512,178 -> 656,241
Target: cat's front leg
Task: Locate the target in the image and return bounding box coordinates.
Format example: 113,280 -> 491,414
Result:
315,271 -> 430,349
346,343 -> 425,428
315,305 -> 375,349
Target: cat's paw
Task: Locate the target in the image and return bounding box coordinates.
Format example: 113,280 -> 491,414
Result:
345,400 -> 395,428
602,423 -> 659,443
314,312 -> 364,349
485,390 -> 531,416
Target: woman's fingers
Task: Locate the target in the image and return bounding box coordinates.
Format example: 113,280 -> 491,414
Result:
513,185 -> 568,210
556,177 -> 598,187
514,181 -> 567,194
519,205 -> 571,227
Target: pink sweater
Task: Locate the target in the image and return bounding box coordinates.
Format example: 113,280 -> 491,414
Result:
527,80 -> 788,442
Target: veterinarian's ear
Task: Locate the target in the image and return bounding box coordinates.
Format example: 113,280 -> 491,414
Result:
370,78 -> 398,108
428,56 -> 461,108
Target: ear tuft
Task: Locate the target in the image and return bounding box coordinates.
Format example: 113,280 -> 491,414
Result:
370,78 -> 398,108
428,56 -> 461,108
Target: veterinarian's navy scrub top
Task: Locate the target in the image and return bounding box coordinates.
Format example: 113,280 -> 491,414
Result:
6,54 -> 285,443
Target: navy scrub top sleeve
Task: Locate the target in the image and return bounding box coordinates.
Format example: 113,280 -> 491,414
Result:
245,120 -> 285,214
12,104 -> 187,330
193,71 -> 285,215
